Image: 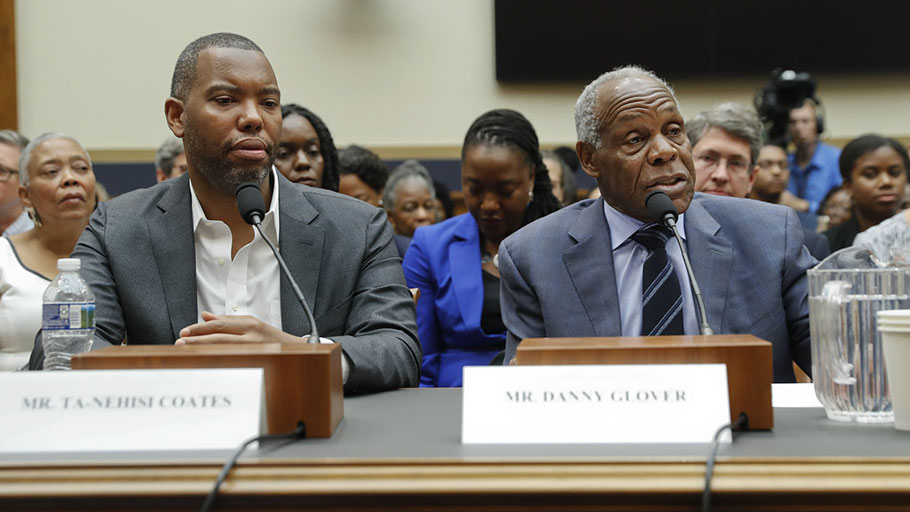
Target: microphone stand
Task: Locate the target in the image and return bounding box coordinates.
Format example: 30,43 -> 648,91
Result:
663,216 -> 714,336
236,181 -> 320,344
252,223 -> 320,344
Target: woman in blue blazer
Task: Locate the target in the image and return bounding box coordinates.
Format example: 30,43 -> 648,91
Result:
403,109 -> 562,387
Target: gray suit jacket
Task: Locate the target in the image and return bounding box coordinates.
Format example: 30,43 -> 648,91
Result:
37,172 -> 420,392
499,194 -> 814,383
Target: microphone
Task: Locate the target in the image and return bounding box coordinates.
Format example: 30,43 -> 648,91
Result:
236,182 -> 265,225
644,191 -> 714,336
235,182 -> 320,344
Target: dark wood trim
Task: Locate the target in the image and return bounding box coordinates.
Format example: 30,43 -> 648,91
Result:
1,458 -> 909,511
0,0 -> 16,130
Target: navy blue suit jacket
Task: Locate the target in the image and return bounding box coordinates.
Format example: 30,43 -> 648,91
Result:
499,195 -> 814,383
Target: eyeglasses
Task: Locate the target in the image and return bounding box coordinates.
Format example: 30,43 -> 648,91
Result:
0,164 -> 19,182
695,154 -> 751,176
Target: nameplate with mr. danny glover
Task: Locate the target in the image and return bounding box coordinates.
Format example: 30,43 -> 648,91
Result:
462,364 -> 731,444
0,368 -> 265,453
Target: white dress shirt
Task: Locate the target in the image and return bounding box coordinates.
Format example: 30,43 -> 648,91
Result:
188,169 -> 350,382
190,173 -> 281,328
602,201 -> 698,336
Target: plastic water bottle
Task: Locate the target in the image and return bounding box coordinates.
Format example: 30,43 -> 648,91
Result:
42,258 -> 95,370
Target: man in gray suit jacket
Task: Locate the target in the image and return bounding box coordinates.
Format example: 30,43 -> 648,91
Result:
499,66 -> 812,382
31,33 -> 420,392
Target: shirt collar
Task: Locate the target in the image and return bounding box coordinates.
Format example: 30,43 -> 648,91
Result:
602,200 -> 686,251
189,166 -> 281,243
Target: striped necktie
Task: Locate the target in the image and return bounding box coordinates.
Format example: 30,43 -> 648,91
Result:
630,224 -> 684,336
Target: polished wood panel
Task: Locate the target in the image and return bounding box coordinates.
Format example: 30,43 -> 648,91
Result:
516,335 -> 774,429
0,0 -> 17,130
71,344 -> 343,437
1,459 -> 909,511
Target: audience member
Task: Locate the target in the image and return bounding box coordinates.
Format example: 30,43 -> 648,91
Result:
817,186 -> 852,232
154,135 -> 187,182
783,99 -> 842,214
822,134 -> 909,252
432,180 -> 454,222
275,103 -> 340,192
403,109 -> 560,387
498,66 -> 812,382
542,149 -> 574,205
687,102 -> 761,198
0,130 -> 33,236
748,142 -> 830,260
554,145 -> 583,203
338,145 -> 388,207
749,143 -> 790,204
28,33 -> 420,392
383,160 -> 436,256
1,132 -> 96,371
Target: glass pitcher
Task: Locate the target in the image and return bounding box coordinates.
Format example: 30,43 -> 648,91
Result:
808,247 -> 910,423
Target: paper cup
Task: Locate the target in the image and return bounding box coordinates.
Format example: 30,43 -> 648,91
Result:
879,323 -> 910,431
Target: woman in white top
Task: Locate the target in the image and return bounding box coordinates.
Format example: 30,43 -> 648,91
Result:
0,133 -> 97,370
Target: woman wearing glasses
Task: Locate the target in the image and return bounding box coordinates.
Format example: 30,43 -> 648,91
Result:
0,133 -> 97,370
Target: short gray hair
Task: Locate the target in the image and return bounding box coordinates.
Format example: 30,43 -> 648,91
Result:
383,160 -> 435,210
686,102 -> 763,167
575,65 -> 678,149
155,135 -> 185,175
19,132 -> 92,188
0,130 -> 29,151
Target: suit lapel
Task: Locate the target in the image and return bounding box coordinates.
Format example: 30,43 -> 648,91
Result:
147,175 -> 197,340
683,199 -> 732,333
450,215 -> 483,329
276,174 -> 324,336
564,199 -> 622,336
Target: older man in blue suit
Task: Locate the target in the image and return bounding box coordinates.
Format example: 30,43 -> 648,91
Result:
499,66 -> 813,382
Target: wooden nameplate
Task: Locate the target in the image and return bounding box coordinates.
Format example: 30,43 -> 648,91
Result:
72,343 -> 343,437
515,335 -> 774,430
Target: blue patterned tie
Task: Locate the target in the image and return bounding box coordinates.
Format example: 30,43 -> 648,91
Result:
630,224 -> 684,336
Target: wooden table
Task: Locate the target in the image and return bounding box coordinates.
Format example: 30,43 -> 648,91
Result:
1,388 -> 909,511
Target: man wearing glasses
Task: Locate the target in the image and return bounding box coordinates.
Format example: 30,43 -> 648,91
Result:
686,105 -> 829,260
687,103 -> 762,199
0,130 -> 32,237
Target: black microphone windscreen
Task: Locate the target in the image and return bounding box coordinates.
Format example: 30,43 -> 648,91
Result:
645,191 -> 678,224
235,182 -> 266,225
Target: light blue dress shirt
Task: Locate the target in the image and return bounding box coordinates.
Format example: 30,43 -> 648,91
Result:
787,142 -> 842,214
602,201 -> 698,336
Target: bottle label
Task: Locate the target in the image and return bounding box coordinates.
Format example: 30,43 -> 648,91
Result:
42,303 -> 95,330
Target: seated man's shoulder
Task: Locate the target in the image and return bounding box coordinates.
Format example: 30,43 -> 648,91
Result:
505,199 -> 594,249
286,184 -> 385,228
99,177 -> 184,217
819,141 -> 842,157
692,194 -> 799,248
693,193 -> 789,222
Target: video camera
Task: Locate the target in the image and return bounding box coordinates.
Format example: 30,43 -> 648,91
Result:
754,69 -> 818,146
